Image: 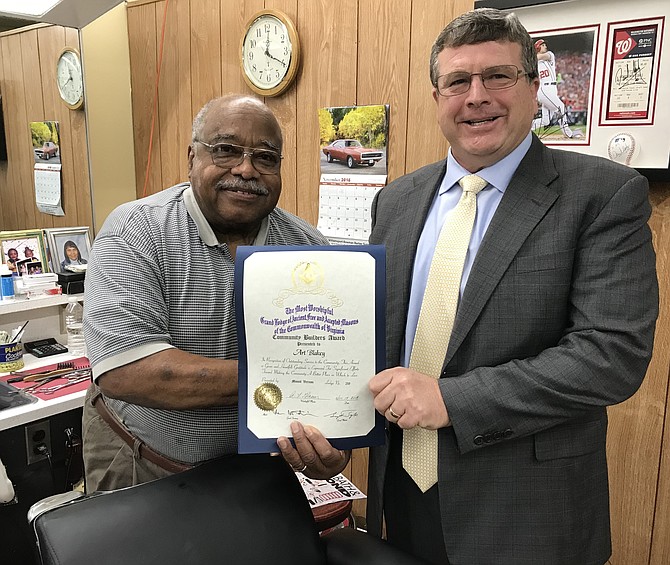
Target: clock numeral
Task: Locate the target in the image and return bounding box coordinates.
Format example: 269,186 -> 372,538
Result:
284,46 -> 289,56
250,39 -> 256,48
267,74 -> 272,83
281,34 -> 285,42
248,51 -> 254,61
264,23 -> 270,33
276,70 -> 280,79
256,28 -> 262,38
252,64 -> 257,72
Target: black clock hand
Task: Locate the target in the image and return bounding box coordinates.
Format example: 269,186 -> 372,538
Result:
265,48 -> 287,67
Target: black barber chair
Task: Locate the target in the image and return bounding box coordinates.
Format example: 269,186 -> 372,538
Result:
29,454 -> 429,565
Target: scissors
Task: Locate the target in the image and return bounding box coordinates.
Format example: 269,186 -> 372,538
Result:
23,369 -> 91,393
36,375 -> 90,394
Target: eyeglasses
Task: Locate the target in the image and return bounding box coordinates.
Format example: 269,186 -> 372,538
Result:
435,65 -> 529,97
195,140 -> 283,174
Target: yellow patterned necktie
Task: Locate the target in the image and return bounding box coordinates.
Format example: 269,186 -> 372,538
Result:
403,174 -> 488,492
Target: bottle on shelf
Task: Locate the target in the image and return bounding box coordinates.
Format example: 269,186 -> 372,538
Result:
63,296 -> 86,356
1,264 -> 14,301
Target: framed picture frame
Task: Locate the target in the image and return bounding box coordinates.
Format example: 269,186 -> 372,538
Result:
22,260 -> 44,275
0,230 -> 49,274
45,227 -> 92,273
529,24 -> 600,147
499,0 -> 670,175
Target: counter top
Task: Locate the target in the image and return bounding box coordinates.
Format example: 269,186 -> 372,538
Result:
0,352 -> 87,431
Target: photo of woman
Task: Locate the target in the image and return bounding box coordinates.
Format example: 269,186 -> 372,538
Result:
60,240 -> 88,271
45,227 -> 91,273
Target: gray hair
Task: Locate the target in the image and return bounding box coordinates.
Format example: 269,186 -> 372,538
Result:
429,8 -> 538,87
191,95 -> 283,149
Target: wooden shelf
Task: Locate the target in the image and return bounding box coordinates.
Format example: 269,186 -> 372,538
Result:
0,293 -> 83,316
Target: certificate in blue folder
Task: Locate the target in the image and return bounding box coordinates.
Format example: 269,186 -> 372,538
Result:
236,245 -> 386,454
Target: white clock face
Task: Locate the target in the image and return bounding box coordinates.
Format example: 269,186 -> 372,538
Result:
57,50 -> 84,108
242,15 -> 293,90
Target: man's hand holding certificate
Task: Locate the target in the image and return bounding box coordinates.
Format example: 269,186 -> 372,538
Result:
236,245 -> 385,454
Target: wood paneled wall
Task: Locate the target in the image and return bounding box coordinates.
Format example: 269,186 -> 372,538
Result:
125,0 -> 457,216
0,25 -> 92,232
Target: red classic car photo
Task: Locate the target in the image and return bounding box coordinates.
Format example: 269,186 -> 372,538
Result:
322,139 -> 383,168
34,141 -> 60,160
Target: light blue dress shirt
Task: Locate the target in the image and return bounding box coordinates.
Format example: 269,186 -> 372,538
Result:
402,133 -> 533,367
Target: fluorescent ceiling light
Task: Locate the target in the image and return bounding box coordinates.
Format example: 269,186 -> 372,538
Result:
0,0 -> 63,18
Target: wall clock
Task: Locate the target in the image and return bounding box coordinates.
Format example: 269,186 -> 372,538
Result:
240,10 -> 301,97
56,47 -> 84,110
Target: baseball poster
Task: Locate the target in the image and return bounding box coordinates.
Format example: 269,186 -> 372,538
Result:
529,26 -> 598,145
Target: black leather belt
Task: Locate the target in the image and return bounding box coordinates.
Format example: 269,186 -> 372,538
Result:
92,391 -> 192,473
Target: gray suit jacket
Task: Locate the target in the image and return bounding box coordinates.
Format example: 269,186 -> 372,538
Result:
367,135 -> 658,564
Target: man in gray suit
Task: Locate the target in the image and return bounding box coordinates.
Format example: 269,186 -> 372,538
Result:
367,8 -> 658,565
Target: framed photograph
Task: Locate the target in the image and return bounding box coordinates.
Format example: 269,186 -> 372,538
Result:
0,230 -> 49,274
45,227 -> 92,273
600,17 -> 664,126
529,25 -> 599,146
25,261 -> 44,275
16,258 -> 36,276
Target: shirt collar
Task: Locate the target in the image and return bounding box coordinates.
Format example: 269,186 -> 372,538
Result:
441,132 -> 533,195
183,185 -> 269,247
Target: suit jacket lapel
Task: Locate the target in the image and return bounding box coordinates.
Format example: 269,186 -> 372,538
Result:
445,137 -> 560,364
385,161 -> 446,364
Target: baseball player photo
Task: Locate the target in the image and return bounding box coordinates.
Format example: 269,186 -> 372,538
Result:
530,29 -> 597,143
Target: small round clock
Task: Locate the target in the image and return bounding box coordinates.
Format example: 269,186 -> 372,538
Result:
240,10 -> 301,97
56,47 -> 84,110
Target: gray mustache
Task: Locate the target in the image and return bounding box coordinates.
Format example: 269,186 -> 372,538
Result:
217,179 -> 269,196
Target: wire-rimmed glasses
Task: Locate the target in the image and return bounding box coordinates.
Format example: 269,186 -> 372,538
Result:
195,141 -> 283,174
435,65 -> 529,97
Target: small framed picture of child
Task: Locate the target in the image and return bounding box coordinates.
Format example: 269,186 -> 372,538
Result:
0,230 -> 49,273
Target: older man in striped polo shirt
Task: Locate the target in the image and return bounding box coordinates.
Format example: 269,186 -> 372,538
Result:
82,94 -> 349,491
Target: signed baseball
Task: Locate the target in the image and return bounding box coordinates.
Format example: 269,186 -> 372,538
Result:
607,133 -> 637,166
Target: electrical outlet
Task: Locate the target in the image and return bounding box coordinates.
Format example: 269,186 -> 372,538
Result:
25,420 -> 51,465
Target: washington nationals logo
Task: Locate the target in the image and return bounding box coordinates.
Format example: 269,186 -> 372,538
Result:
614,32 -> 636,59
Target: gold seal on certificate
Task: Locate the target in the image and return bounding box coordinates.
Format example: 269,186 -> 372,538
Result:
254,383 -> 283,411
293,261 -> 324,290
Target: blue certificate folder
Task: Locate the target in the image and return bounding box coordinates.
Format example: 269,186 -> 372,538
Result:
236,245 -> 386,454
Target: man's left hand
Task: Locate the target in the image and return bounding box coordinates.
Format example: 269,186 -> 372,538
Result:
369,367 -> 451,429
277,421 -> 350,479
